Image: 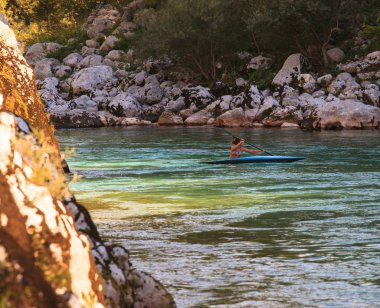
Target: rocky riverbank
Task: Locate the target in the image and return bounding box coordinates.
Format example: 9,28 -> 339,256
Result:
24,3 -> 380,130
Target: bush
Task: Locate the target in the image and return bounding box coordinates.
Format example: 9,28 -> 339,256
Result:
247,69 -> 276,90
364,12 -> 380,51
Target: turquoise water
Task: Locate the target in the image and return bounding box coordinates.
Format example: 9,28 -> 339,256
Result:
57,127 -> 380,307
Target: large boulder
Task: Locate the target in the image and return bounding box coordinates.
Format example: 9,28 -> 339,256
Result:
256,96 -> 280,121
184,108 -> 212,125
247,55 -> 273,71
141,75 -> 163,105
326,47 -> 345,63
363,84 -> 380,107
99,35 -> 119,53
166,97 -> 185,112
54,65 -> 72,79
298,74 -> 317,94
70,65 -> 113,95
158,110 -> 183,125
37,77 -> 67,110
70,95 -> 97,111
262,106 -> 303,127
316,99 -> 380,129
327,73 -> 361,99
63,52 -> 83,68
272,53 -> 310,90
106,50 -> 128,62
34,58 -> 60,80
213,95 -> 233,117
108,92 -> 143,117
245,85 -> 263,108
340,51 -> 380,75
51,110 -> 104,128
25,42 -> 63,66
77,54 -> 103,69
183,86 -> 215,109
215,107 -> 246,127
142,102 -> 165,122
281,86 -> 301,107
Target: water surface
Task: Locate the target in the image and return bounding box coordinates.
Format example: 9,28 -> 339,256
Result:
57,127 -> 380,307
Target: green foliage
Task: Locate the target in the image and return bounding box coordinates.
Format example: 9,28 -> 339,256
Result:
364,12 -> 380,51
244,0 -> 380,69
2,0 -> 127,45
113,36 -> 129,51
325,63 -> 341,77
247,69 -> 276,90
133,0 -> 250,82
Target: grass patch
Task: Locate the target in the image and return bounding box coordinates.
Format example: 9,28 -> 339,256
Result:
246,69 -> 276,90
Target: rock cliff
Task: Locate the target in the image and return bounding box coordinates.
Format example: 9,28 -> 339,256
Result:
0,12 -> 175,308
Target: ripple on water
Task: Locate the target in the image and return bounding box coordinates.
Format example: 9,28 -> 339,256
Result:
57,127 -> 380,307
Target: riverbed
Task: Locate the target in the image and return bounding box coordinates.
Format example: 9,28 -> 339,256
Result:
57,127 -> 380,307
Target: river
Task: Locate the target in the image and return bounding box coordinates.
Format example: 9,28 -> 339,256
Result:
57,127 -> 380,307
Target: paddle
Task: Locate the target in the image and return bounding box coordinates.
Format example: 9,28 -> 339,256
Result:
219,128 -> 274,156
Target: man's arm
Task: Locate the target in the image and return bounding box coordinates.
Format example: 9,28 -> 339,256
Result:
241,147 -> 263,154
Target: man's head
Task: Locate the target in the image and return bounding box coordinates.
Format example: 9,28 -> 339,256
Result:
232,137 -> 241,145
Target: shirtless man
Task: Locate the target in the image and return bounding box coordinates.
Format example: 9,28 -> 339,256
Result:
229,137 -> 263,158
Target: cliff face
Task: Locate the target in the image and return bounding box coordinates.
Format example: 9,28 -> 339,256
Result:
0,14 -> 175,308
0,111 -> 104,306
0,14 -> 59,152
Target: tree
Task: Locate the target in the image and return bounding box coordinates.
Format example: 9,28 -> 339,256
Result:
244,0 -> 380,69
134,0 -> 249,82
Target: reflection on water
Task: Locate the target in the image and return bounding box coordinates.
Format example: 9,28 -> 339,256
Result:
57,127 -> 380,307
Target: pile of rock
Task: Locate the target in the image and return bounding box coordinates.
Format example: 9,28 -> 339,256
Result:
24,3 -> 380,130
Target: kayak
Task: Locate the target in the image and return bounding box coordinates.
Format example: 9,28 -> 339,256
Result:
204,155 -> 305,164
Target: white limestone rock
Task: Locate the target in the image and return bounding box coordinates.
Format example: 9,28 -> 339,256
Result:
54,65 -> 72,79
326,47 -> 345,63
256,96 -> 280,121
215,107 -> 246,127
281,86 -> 301,107
100,35 -> 119,53
142,75 -> 164,105
299,74 -> 317,94
182,86 -> 215,109
316,99 -> 380,129
77,54 -> 103,69
25,42 -> 63,66
158,111 -> 183,125
184,108 -> 212,125
363,84 -> 380,107
246,85 -> 263,108
37,77 -> 67,110
108,92 -> 143,117
317,74 -> 333,87
166,97 -> 185,112
63,53 -> 83,68
272,53 -> 309,89
71,65 -> 113,95
34,58 -> 60,80
247,55 -> 273,71
106,50 -> 127,62
70,95 -> 98,111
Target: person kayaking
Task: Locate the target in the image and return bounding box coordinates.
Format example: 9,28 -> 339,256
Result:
229,137 -> 263,158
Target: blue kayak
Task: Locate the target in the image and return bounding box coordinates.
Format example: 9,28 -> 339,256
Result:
204,155 -> 305,164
